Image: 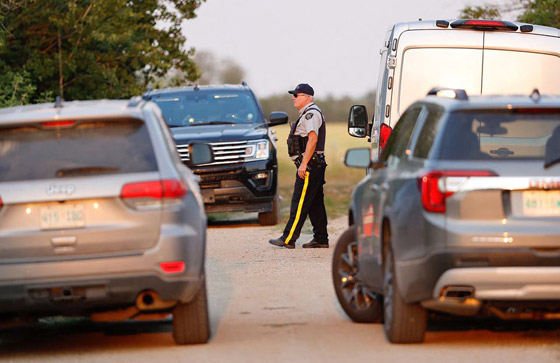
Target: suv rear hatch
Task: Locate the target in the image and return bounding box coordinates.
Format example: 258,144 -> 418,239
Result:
430,109 -> 560,251
0,118 -> 163,261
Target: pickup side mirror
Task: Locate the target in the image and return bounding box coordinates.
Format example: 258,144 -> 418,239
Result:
187,143 -> 214,167
268,111 -> 289,126
344,148 -> 371,168
348,105 -> 368,138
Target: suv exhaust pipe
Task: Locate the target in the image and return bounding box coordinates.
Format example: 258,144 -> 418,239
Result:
91,291 -> 177,322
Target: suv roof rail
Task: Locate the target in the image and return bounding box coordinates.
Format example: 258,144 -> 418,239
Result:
427,87 -> 469,101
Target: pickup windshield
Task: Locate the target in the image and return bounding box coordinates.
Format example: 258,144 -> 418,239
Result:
152,90 -> 262,127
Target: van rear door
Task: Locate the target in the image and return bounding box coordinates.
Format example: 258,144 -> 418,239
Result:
482,32 -> 560,95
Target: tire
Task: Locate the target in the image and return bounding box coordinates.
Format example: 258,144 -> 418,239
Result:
332,227 -> 383,323
258,196 -> 280,226
172,277 -> 210,345
383,246 -> 427,343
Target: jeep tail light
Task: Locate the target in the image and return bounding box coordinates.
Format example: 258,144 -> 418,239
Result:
379,123 -> 392,150
160,261 -> 185,274
121,179 -> 187,210
420,170 -> 496,213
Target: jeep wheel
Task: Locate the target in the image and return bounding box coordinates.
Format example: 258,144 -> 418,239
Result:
172,277 -> 210,345
383,246 -> 426,343
332,227 -> 383,323
258,196 -> 279,226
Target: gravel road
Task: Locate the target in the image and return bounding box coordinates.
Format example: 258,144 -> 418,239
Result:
1,215 -> 559,362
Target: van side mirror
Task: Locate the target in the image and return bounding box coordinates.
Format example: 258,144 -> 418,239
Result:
348,105 -> 368,138
344,148 -> 371,168
268,111 -> 288,126
187,143 -> 214,167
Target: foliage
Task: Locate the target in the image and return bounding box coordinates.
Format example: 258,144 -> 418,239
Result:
0,0 -> 204,103
518,0 -> 560,28
459,5 -> 501,19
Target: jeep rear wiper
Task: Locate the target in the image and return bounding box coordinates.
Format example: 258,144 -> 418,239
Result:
55,166 -> 120,177
190,121 -> 236,126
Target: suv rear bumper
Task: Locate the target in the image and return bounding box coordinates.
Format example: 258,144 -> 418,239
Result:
396,249 -> 560,303
0,228 -> 205,316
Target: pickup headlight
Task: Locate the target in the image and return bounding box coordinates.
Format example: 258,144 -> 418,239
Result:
248,139 -> 269,160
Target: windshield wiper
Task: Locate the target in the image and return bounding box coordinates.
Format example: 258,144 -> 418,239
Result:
56,166 -> 120,177
189,121 -> 236,126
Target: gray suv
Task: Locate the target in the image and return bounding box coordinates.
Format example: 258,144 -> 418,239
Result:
333,89 -> 560,343
0,98 -> 212,345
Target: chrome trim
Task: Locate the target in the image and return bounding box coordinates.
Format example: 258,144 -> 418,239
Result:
443,176 -> 560,193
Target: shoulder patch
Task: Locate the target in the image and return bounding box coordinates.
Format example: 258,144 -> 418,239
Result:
305,113 -> 313,120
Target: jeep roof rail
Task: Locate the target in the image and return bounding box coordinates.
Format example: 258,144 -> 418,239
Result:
427,87 -> 469,100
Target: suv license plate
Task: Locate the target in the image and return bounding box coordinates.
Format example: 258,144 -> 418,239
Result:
522,191 -> 560,217
40,204 -> 85,230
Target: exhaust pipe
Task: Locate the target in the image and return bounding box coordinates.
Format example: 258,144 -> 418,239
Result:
441,285 -> 474,300
135,290 -> 176,311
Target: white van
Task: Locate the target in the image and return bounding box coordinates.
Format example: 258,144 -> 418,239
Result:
349,19 -> 560,148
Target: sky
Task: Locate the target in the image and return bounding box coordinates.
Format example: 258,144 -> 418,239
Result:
181,0 -> 520,98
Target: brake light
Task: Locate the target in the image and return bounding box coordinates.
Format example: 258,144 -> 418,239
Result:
450,19 -> 518,31
379,123 -> 392,150
160,261 -> 185,274
41,120 -> 75,128
420,170 -> 496,213
0,197 -> 3,208
120,179 -> 187,209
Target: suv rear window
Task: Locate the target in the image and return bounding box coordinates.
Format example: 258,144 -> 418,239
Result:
0,119 -> 157,182
151,89 -> 262,127
437,110 -> 560,161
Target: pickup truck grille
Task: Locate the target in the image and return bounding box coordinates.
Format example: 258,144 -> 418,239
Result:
176,141 -> 251,166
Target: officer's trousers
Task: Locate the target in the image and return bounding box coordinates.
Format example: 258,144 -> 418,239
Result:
282,164 -> 328,245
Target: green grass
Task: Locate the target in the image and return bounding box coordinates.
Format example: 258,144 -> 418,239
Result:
274,122 -> 369,229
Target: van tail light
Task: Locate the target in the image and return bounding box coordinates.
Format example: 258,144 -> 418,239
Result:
379,123 -> 392,150
420,170 -> 497,213
120,179 -> 187,210
0,196 -> 3,208
450,19 -> 518,31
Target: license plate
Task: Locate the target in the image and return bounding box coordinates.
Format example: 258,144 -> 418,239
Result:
521,191 -> 560,216
40,204 -> 85,230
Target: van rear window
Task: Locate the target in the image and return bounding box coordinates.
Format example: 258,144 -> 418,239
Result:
0,119 -> 158,182
436,110 -> 560,161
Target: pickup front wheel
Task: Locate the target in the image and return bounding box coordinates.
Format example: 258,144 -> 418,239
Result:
332,227 -> 383,323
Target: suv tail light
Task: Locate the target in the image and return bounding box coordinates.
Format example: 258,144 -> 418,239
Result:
121,179 -> 187,210
0,196 -> 3,208
420,170 -> 497,213
379,123 -> 392,150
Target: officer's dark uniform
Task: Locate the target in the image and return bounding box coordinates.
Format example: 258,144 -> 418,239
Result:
269,85 -> 328,249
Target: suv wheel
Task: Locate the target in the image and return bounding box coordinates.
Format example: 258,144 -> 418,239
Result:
332,227 -> 383,323
258,196 -> 280,226
172,277 -> 210,345
383,246 -> 426,343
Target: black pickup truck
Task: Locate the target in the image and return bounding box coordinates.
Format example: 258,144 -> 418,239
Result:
146,84 -> 288,225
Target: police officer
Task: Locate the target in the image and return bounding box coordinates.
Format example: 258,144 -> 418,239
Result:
269,83 -> 328,249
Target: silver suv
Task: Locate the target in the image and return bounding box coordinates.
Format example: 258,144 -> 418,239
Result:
0,98 -> 212,345
333,89 -> 560,343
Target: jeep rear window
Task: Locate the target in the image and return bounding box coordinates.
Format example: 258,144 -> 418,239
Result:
436,110 -> 560,162
151,90 -> 262,127
0,119 -> 158,182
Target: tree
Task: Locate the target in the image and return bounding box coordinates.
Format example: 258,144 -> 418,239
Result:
459,5 -> 501,19
518,0 -> 560,28
0,0 -> 204,104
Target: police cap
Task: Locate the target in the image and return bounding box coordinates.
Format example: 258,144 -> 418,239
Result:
288,83 -> 314,96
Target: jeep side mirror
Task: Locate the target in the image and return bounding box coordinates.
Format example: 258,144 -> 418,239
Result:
187,143 -> 214,167
344,148 -> 371,168
348,105 -> 368,138
268,111 -> 288,126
